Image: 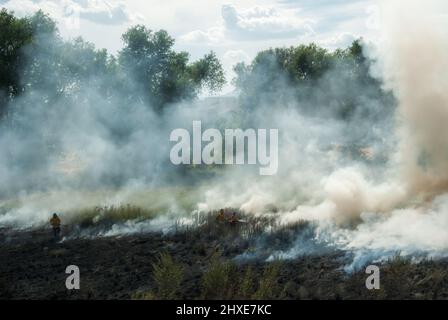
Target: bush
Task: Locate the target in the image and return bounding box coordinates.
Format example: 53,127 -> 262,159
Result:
238,266 -> 255,299
252,261 -> 282,300
201,252 -> 235,299
151,252 -> 184,300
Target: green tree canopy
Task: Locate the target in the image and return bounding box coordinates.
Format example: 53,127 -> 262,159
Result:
0,9 -> 33,116
233,40 -> 393,120
0,12 -> 225,118
119,25 -> 225,111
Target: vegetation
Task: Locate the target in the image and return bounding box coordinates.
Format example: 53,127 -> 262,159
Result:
238,265 -> 255,299
0,9 -> 394,123
201,251 -> 234,299
233,41 -> 395,120
252,261 -> 282,299
119,26 -> 225,111
69,204 -> 159,228
150,252 -> 184,299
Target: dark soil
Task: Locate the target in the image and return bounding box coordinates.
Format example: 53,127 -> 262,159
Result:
0,226 -> 447,300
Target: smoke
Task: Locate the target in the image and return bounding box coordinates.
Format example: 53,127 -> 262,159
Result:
377,0 -> 448,198
1,1 -> 448,271
264,0 -> 448,268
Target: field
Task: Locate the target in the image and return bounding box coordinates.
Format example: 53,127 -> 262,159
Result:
1,208 -> 447,300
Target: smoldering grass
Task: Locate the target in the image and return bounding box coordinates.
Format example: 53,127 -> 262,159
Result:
177,209 -> 309,241
68,204 -> 159,228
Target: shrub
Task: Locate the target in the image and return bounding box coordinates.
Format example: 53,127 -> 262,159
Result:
252,261 -> 282,299
238,266 -> 255,299
151,252 -> 184,300
201,252 -> 234,299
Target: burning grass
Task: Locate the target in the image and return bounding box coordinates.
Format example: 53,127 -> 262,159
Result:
178,209 -> 310,241
69,205 -> 159,228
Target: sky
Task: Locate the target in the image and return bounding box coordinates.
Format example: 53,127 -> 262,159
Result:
0,0 -> 380,94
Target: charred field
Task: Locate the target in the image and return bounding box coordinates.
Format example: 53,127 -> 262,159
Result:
1,209 -> 447,300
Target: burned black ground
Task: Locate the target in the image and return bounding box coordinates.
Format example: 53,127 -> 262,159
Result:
0,213 -> 447,300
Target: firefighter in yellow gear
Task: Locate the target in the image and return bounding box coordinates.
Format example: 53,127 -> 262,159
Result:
50,213 -> 61,239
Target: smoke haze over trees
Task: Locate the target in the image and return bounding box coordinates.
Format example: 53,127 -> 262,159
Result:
0,8 -> 394,196
233,41 -> 395,121
0,9 -> 394,121
0,8 -> 399,209
0,9 -> 225,118
0,7 -> 395,203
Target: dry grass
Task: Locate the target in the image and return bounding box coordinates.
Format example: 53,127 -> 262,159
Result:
69,204 -> 159,228
179,209 -> 310,242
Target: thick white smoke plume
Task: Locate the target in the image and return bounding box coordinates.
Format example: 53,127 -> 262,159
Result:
266,0 -> 448,269
379,0 -> 448,197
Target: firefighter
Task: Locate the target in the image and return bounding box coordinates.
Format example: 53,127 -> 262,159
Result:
50,213 -> 61,239
229,212 -> 238,226
216,209 -> 226,223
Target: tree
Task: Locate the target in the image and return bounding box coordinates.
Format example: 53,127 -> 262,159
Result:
0,9 -> 66,116
233,40 -> 394,121
190,52 -> 226,92
0,9 -> 33,117
1,12 -> 226,117
119,25 -> 225,111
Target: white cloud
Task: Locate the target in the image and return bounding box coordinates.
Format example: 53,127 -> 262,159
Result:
1,0 -> 141,26
179,26 -> 224,44
318,32 -> 358,49
222,49 -> 251,64
180,4 -> 315,44
75,0 -> 131,25
222,4 -> 314,40
1,0 -> 59,17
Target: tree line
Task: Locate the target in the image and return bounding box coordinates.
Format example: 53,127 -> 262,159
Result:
0,9 -> 394,122
233,41 -> 395,120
